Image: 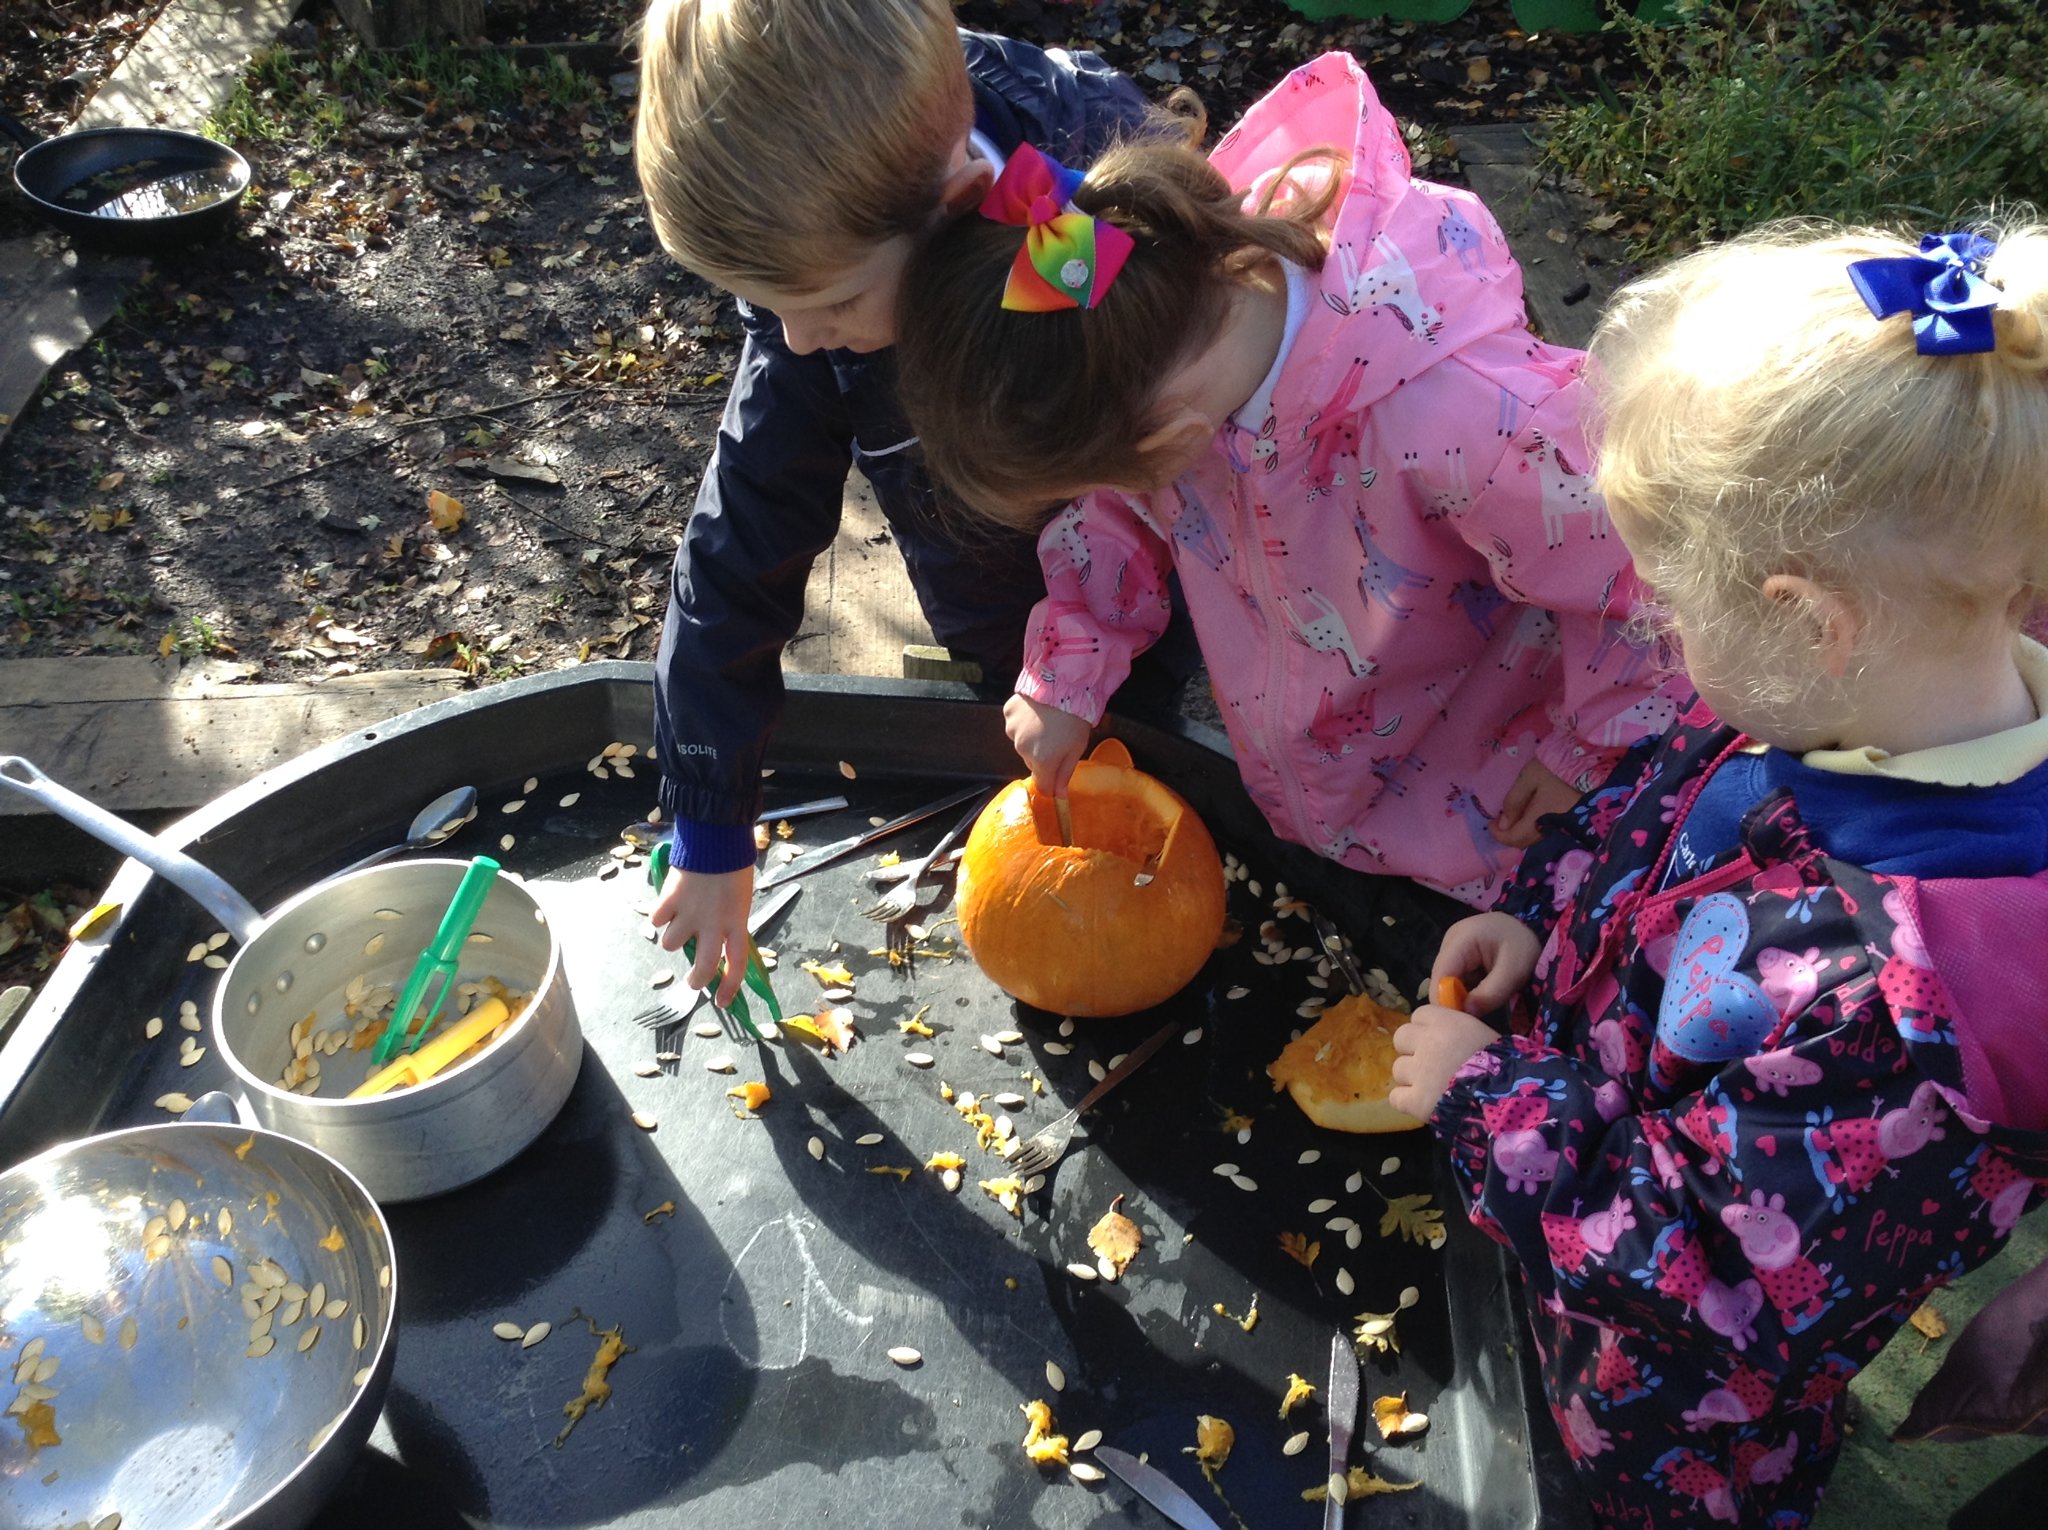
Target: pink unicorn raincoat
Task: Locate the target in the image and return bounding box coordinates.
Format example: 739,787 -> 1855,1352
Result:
1014,53 -> 1671,904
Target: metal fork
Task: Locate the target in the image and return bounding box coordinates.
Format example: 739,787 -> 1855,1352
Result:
1004,1021 -> 1177,1179
859,795 -> 985,923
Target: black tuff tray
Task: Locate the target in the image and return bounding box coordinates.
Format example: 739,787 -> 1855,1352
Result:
0,666 -> 1590,1529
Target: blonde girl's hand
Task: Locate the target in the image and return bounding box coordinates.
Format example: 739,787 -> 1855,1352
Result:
1002,694 -> 1093,798
1432,912 -> 1542,1017
1389,1004 -> 1503,1121
650,863 -> 754,1007
1491,759 -> 1583,847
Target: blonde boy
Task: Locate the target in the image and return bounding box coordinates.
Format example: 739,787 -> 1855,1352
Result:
634,0 -> 1168,995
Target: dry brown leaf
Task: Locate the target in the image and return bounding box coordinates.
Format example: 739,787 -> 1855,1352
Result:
426,489 -> 465,532
1379,1193 -> 1446,1248
1908,1302 -> 1949,1342
1278,1230 -> 1321,1269
1088,1198 -> 1143,1277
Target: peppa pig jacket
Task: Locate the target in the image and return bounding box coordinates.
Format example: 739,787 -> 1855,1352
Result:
1431,693 -> 2048,1527
1014,53 -> 1670,906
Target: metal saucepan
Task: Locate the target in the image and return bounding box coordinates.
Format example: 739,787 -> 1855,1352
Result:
0,1093 -> 397,1530
0,757 -> 582,1202
0,106 -> 249,251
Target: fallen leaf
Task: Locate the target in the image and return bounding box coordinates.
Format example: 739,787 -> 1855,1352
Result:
1353,1308 -> 1401,1356
426,489 -> 465,532
1379,1192 -> 1447,1248
1373,1392 -> 1430,1439
1278,1230 -> 1321,1269
1088,1197 -> 1143,1277
1908,1302 -> 1949,1342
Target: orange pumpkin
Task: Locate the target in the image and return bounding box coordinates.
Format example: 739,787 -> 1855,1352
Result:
1267,991 -> 1424,1134
958,739 -> 1226,1017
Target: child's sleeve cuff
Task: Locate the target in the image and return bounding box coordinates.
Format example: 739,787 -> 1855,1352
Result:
669,818 -> 759,876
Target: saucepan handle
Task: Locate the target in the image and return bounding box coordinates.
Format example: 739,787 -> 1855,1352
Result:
0,755 -> 264,944
0,108 -> 43,152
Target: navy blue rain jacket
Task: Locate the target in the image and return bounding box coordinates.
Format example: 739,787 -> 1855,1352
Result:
652,31 -> 1155,861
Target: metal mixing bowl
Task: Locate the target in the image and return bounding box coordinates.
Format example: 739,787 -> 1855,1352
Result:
212,860 -> 582,1203
0,1106 -> 396,1529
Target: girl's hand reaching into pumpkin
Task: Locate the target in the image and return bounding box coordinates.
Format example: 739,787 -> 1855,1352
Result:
1389,1004 -> 1503,1121
1432,911 -> 1541,1018
1003,694 -> 1093,798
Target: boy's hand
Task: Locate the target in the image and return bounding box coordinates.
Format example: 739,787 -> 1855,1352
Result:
651,864 -> 754,1007
1432,912 -> 1542,1017
1003,694 -> 1092,798
1491,759 -> 1581,847
1389,1004 -> 1503,1121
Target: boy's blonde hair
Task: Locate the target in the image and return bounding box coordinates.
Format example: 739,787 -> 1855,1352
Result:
897,138 -> 1337,523
636,0 -> 972,291
1590,217 -> 2048,706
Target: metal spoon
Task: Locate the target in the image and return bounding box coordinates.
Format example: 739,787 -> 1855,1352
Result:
330,786 -> 479,878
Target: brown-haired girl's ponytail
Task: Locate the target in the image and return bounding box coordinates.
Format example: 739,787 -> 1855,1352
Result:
898,136 -> 1343,527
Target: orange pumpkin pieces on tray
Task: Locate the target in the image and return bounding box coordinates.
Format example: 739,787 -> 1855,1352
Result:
1267,991 -> 1424,1134
957,738 -> 1226,1017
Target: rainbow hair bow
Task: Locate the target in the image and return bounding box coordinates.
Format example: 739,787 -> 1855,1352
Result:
980,143 -> 1134,313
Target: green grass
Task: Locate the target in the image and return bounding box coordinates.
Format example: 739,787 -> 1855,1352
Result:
1541,0 -> 2048,261
211,40 -> 607,149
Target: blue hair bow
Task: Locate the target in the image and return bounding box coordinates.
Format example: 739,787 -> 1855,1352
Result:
1847,232 -> 2001,356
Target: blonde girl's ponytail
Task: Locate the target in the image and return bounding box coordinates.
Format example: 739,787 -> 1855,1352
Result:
1987,225 -> 2048,372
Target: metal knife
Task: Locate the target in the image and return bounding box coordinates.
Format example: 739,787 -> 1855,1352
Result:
1323,1331 -> 1362,1530
755,794 -> 847,824
1309,907 -> 1369,997
1095,1447 -> 1224,1530
754,782 -> 987,890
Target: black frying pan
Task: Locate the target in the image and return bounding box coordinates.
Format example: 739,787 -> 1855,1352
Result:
0,107 -> 249,251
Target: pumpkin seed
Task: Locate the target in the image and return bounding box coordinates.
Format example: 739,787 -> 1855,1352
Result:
218,1208 -> 233,1235
1380,1156 -> 1401,1176
819,987 -> 853,1002
1230,1176 -> 1258,1193
298,1326 -> 321,1353
855,1132 -> 884,1146
1307,975 -> 1329,990
379,1264 -> 391,1289
1042,1042 -> 1071,1055
179,1046 -> 206,1067
631,1112 -> 658,1132
155,1092 -> 193,1114
1214,1163 -> 1242,1178
1399,1285 -> 1421,1310
521,1322 -> 550,1348
144,1234 -> 172,1260
992,1092 -> 1026,1109
283,1282 -> 308,1303
81,1313 -> 105,1345
940,1169 -> 961,1193
492,1322 -> 524,1340
119,1317 -> 137,1351
1345,1225 -> 1362,1250
250,1312 -> 273,1341
1345,1171 -> 1364,1195
979,1035 -> 1004,1057
502,800 -> 526,815
1335,1268 -> 1355,1296
1073,1429 -> 1102,1452
16,1382 -> 55,1403
1327,1473 -> 1349,1506
650,971 -> 675,989
633,1063 -> 660,1078
1359,1317 -> 1394,1338
904,1052 -> 934,1068
247,1335 -> 276,1359
1096,1254 -> 1120,1282
1181,1027 -> 1203,1045
94,1515 -> 121,1530
655,1051 -> 680,1063
308,1281 -> 327,1315
1283,1431 -> 1310,1456
1045,1361 -> 1066,1391
993,1116 -> 1014,1140
1325,1216 -> 1356,1232
1087,1060 -> 1107,1082
374,908 -> 403,922
807,1137 -> 825,1161
205,931 -> 230,951
1308,1197 -> 1336,1213
282,1300 -> 306,1327
499,834 -> 516,851
1070,1462 -> 1105,1483
705,1056 -> 736,1074
354,1366 -> 373,1387
187,943 -> 209,962
168,1198 -> 188,1231
886,1347 -> 922,1367
1065,1262 -> 1098,1282
212,1255 -> 234,1286
17,1339 -> 44,1372
838,760 -> 857,779
354,1314 -> 368,1349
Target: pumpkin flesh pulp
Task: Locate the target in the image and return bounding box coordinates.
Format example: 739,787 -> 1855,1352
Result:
1268,992 -> 1424,1134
